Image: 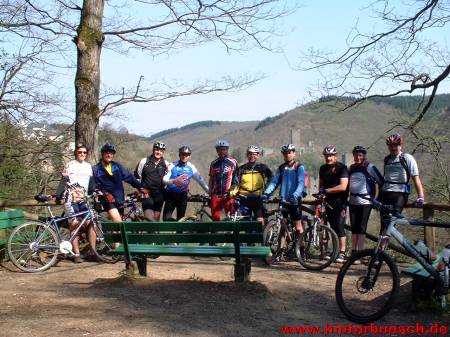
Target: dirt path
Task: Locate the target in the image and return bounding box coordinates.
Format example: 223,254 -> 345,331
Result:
0,257 -> 448,337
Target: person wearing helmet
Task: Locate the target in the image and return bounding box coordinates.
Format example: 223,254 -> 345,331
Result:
208,139 -> 239,221
229,145 -> 273,224
162,145 -> 209,220
134,141 -> 169,221
379,133 -> 424,230
264,144 -> 305,261
319,145 -> 349,263
93,143 -> 143,222
348,145 -> 383,263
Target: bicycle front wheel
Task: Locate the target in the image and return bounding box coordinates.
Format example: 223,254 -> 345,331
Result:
8,221 -> 59,272
335,249 -> 399,323
91,221 -> 120,264
263,220 -> 279,254
296,223 -> 338,270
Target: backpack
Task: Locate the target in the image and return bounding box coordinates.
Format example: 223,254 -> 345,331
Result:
278,161 -> 309,198
349,161 -> 380,199
383,153 -> 411,192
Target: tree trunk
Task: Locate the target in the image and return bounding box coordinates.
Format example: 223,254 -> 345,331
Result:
74,0 -> 105,162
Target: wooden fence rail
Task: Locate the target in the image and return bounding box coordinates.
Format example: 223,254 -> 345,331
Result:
1,198 -> 449,251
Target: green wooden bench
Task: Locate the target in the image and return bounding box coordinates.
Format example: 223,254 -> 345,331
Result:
401,253 -> 443,300
102,221 -> 270,282
0,210 -> 25,260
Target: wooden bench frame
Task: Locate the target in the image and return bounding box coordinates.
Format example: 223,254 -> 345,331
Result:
102,221 -> 270,282
0,210 -> 25,260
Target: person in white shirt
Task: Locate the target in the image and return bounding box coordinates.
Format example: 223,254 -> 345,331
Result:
56,143 -> 96,263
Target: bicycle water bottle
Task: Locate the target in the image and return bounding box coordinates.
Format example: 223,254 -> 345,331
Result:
414,240 -> 436,263
436,245 -> 450,272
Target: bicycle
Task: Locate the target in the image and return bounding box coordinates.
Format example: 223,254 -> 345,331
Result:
7,190 -> 119,273
263,199 -> 311,264
294,193 -> 339,270
335,201 -> 450,323
121,192 -> 146,221
178,194 -> 212,222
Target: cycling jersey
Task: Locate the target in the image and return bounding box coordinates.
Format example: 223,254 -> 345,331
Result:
163,161 -> 209,193
92,161 -> 142,203
348,162 -> 383,205
382,152 -> 419,193
319,162 -> 349,206
265,161 -> 305,200
134,155 -> 168,191
209,156 -> 239,196
232,162 -> 273,196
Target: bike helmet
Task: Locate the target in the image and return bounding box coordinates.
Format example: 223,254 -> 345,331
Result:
246,145 -> 261,154
386,133 -> 403,146
153,141 -> 166,150
281,143 -> 295,153
352,145 -> 367,154
322,145 -> 337,155
178,145 -> 192,155
100,143 -> 116,154
215,139 -> 229,148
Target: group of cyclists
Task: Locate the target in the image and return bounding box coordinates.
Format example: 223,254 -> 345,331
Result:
56,133 -> 424,265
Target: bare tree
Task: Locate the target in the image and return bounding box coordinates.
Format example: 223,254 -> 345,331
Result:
303,0 -> 450,129
1,0 -> 291,159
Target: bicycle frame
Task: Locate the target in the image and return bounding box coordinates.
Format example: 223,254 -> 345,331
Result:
378,216 -> 446,289
36,203 -> 94,251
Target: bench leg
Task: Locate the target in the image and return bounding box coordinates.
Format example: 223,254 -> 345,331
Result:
234,258 -> 251,282
136,256 -> 148,277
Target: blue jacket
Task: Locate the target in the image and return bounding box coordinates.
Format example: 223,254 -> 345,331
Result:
163,161 -> 209,193
264,161 -> 305,201
92,161 -> 142,203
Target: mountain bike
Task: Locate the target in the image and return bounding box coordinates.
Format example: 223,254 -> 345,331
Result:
335,201 -> 450,323
178,194 -> 212,222
7,190 -> 119,272
295,193 -> 339,270
263,200 -> 311,264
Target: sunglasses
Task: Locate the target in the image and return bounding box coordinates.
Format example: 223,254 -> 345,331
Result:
77,151 -> 88,154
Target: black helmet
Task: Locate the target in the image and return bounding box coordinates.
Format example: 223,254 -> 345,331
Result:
153,141 -> 166,150
100,143 -> 116,154
179,145 -> 192,155
352,145 -> 367,154
281,143 -> 295,153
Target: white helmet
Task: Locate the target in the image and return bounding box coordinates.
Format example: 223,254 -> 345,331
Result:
322,145 -> 337,155
246,145 -> 261,153
215,139 -> 229,148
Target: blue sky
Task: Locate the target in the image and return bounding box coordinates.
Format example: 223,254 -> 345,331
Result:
11,1 -> 447,136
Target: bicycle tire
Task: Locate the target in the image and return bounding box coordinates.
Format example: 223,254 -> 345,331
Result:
263,219 -> 279,254
296,222 -> 339,270
8,221 -> 59,272
91,221 -> 120,264
335,249 -> 399,323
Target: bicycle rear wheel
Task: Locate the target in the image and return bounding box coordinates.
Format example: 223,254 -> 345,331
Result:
296,222 -> 338,270
91,221 -> 120,264
335,249 -> 399,323
8,221 -> 59,272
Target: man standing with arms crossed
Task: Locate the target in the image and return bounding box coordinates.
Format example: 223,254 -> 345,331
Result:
208,140 -> 239,221
319,145 -> 349,263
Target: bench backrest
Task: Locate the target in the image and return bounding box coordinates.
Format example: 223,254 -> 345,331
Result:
102,221 -> 264,245
0,209 -> 25,247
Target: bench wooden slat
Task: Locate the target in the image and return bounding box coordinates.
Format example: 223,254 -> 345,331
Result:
112,244 -> 270,257
102,220 -> 263,233
103,233 -> 264,244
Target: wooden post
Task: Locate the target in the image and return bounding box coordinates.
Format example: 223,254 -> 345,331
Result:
423,207 -> 436,252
